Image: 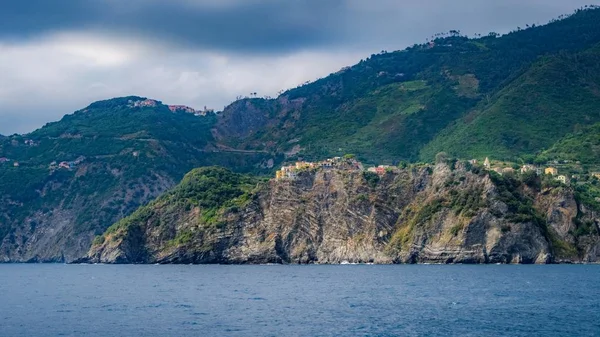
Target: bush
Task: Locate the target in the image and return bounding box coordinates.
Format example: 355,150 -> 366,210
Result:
362,171 -> 380,188
92,235 -> 105,245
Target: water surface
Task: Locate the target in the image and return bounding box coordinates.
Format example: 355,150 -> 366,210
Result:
1,264 -> 599,336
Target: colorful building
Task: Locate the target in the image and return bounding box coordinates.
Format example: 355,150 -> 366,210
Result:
545,167 -> 558,176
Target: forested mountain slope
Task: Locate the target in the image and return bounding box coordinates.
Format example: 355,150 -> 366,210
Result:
215,7 -> 600,164
0,97 -> 274,262
421,45 -> 600,160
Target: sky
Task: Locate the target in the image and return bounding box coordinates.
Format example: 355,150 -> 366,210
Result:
0,0 -> 597,135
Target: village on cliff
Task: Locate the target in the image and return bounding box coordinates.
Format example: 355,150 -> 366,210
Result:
274,155 -> 592,186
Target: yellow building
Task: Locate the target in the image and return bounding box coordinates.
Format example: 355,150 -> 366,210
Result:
592,172 -> 600,180
276,170 -> 284,179
545,167 -> 558,176
295,161 -> 311,170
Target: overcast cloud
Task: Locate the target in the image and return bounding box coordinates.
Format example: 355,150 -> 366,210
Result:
0,0 -> 597,134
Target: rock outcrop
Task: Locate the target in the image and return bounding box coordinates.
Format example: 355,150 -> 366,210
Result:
82,164 -> 600,264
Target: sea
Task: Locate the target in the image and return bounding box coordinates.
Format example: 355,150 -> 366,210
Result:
0,264 -> 599,337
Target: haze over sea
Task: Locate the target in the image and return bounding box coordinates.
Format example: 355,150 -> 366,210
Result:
1,264 -> 599,336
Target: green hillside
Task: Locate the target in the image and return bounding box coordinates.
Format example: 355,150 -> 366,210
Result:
0,97 -> 274,261
421,45 -> 600,161
540,122 -> 600,166
91,166 -> 261,263
215,6 -> 600,164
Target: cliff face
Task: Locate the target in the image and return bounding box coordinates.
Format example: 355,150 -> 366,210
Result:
84,164 -> 600,264
0,161 -> 175,262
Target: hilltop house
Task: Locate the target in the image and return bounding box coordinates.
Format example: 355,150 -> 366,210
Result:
368,165 -> 391,176
545,167 -> 558,176
520,164 -> 536,174
277,165 -> 298,180
556,175 -> 568,184
130,99 -> 158,108
13,162 -> 19,167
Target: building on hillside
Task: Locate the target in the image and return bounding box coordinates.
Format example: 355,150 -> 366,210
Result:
13,162 -> 19,167
59,161 -> 70,169
0,157 -> 10,163
321,161 -> 333,169
367,167 -> 378,174
545,167 -> 558,176
520,164 -> 536,174
277,165 -> 298,180
295,161 -> 311,170
132,151 -> 140,157
134,99 -> 158,108
468,159 -> 477,165
592,172 -> 600,180
502,167 -> 515,174
372,165 -> 391,176
484,157 -> 491,169
556,175 -> 568,184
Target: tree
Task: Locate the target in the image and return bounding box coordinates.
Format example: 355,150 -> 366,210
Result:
435,152 -> 448,164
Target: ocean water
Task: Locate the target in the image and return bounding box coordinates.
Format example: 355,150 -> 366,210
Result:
0,265 -> 599,337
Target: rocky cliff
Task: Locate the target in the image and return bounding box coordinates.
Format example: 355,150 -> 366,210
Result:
83,163 -> 600,264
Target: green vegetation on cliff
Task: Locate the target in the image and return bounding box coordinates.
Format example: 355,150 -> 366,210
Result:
100,167 -> 261,247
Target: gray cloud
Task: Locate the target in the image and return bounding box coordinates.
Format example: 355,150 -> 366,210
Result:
0,0 -> 346,54
1,0 -> 596,54
0,0 -> 598,134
